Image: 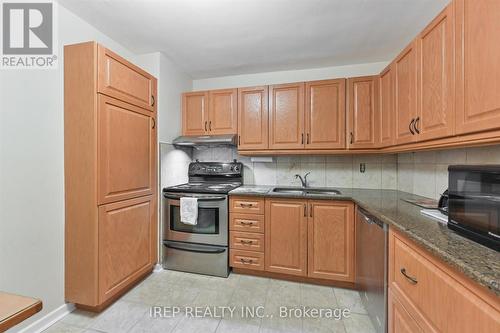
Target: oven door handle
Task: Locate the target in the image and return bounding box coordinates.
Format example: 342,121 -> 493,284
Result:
163,241 -> 226,254
163,194 -> 226,201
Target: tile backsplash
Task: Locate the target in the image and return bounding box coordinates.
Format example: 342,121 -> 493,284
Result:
397,144 -> 500,200
162,144 -> 500,200
192,147 -> 398,189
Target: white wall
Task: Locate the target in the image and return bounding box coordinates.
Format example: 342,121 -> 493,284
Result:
192,61 -> 388,90
0,3 -> 189,332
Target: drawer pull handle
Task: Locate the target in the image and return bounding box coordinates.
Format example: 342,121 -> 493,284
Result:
240,258 -> 254,264
240,240 -> 253,245
240,203 -> 254,208
240,221 -> 254,226
400,268 -> 418,285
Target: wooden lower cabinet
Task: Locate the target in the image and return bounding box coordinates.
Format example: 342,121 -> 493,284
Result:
389,229 -> 500,332
388,289 -> 423,333
98,196 -> 155,303
307,201 -> 355,282
230,196 -> 355,284
265,199 -> 308,276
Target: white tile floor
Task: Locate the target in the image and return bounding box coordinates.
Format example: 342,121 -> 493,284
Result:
43,270 -> 376,333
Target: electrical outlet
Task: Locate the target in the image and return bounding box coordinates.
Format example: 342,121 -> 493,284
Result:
360,163 -> 366,173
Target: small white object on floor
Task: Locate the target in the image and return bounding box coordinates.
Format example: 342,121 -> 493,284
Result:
180,197 -> 198,225
421,209 -> 448,224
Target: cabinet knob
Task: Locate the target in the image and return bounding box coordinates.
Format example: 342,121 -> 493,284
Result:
204,121 -> 207,132
151,95 -> 155,107
209,121 -> 212,131
350,132 -> 354,144
414,117 -> 420,134
151,118 -> 156,129
400,268 -> 418,284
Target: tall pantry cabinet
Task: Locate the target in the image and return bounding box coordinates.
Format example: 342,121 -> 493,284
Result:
64,42 -> 158,310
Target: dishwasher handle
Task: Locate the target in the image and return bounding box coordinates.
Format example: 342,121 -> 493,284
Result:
359,209 -> 385,229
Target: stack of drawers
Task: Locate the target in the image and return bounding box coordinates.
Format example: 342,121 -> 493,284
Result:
229,196 -> 265,271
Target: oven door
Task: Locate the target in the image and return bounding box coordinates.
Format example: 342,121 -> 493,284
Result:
164,192 -> 228,246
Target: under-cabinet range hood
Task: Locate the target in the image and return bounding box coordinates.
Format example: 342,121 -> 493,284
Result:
172,134 -> 237,147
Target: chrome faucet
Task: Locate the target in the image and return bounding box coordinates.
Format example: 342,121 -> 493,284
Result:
295,172 -> 311,188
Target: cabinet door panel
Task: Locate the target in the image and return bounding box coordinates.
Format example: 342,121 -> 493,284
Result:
348,76 -> 379,149
265,199 -> 307,276
307,201 -> 354,282
98,196 -> 153,303
208,89 -> 237,135
379,66 -> 395,147
456,0 -> 500,134
388,289 -> 423,333
98,46 -> 155,111
238,86 -> 269,150
394,43 -> 418,145
417,4 -> 455,141
182,92 -> 208,136
305,79 -> 346,149
269,83 -> 305,149
98,95 -> 154,204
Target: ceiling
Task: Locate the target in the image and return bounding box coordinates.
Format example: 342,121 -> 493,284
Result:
59,0 -> 450,79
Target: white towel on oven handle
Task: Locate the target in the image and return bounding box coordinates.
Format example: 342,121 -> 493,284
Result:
180,197 -> 198,225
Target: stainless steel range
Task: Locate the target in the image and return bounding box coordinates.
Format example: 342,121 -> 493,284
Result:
162,160 -> 243,277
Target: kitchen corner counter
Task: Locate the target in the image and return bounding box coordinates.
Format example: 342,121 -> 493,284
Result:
229,186 -> 500,296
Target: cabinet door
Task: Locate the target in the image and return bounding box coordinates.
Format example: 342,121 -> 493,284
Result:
265,199 -> 307,276
388,289 -> 423,333
98,95 -> 155,205
347,76 -> 379,149
97,45 -> 156,111
379,66 -> 395,147
394,42 -> 418,145
416,4 -> 455,141
307,201 -> 354,282
455,0 -> 500,134
305,79 -> 346,149
98,196 -> 154,303
208,89 -> 238,135
182,91 -> 209,136
237,86 -> 269,150
269,83 -> 305,149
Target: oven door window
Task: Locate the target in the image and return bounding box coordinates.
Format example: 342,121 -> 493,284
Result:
170,204 -> 219,234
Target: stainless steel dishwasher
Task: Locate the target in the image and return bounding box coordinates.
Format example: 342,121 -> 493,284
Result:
356,208 -> 388,333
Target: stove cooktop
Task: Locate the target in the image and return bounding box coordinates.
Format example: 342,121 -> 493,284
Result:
164,182 -> 242,194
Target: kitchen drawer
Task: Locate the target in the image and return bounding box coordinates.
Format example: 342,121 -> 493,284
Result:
230,213 -> 265,233
230,249 -> 264,271
390,231 -> 500,332
230,196 -> 265,214
230,231 -> 264,252
388,288 -> 423,333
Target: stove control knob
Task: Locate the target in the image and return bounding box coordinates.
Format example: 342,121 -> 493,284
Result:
232,165 -> 239,172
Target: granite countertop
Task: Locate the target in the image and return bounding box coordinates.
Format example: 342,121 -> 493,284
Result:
229,185 -> 500,296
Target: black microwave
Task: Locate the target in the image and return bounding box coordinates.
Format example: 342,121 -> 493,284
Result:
448,165 -> 500,251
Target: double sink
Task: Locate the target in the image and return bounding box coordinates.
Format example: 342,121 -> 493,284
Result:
272,187 -> 342,196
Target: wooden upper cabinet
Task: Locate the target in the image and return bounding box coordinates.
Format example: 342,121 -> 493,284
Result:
237,86 -> 269,150
208,89 -> 238,135
305,79 -> 346,149
379,66 -> 395,147
97,45 -> 156,111
97,95 -> 155,205
265,198 -> 307,276
347,76 -> 379,149
455,0 -> 500,135
394,42 -> 418,145
269,83 -> 305,149
182,91 -> 209,136
98,196 -> 153,303
416,3 -> 455,142
307,201 -> 354,282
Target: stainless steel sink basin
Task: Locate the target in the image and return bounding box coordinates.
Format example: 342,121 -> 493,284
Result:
272,187 -> 342,195
272,187 -> 305,194
305,189 -> 342,195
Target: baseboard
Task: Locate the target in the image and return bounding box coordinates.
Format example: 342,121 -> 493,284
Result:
17,303 -> 75,333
